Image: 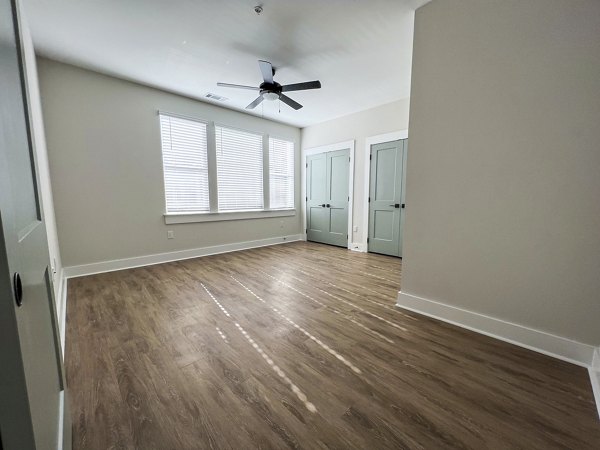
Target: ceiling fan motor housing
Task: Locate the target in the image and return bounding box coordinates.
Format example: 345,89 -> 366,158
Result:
260,81 -> 282,100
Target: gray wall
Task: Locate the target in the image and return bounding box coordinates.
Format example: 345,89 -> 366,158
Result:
38,59 -> 302,267
402,0 -> 600,345
301,99 -> 410,245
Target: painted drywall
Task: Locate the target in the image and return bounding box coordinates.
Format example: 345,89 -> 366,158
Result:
20,16 -> 63,305
402,0 -> 600,345
301,99 -> 410,245
37,58 -> 302,267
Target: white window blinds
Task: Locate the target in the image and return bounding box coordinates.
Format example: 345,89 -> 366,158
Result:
159,114 -> 209,213
269,138 -> 295,209
216,126 -> 264,211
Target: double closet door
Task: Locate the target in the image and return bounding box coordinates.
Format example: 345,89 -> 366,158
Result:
306,149 -> 349,247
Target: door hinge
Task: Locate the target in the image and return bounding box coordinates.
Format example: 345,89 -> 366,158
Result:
306,162 -> 308,168
306,196 -> 308,201
305,228 -> 307,233
367,237 -> 370,243
368,196 -> 371,203
348,156 -> 351,162
370,154 -> 372,160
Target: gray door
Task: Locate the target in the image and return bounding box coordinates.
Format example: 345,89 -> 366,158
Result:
368,139 -> 406,257
0,1 -> 67,449
306,149 -> 349,247
306,152 -> 328,242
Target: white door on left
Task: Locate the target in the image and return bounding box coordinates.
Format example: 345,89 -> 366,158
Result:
0,0 -> 68,449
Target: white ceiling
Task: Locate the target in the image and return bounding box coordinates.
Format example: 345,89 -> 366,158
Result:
24,0 -> 426,128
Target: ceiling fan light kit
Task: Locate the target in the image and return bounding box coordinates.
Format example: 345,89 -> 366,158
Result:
217,60 -> 321,111
263,92 -> 279,101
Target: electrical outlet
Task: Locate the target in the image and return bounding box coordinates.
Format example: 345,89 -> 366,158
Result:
167,230 -> 175,239
353,226 -> 358,232
279,220 -> 284,229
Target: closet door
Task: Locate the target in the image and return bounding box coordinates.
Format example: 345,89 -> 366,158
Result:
325,149 -> 349,247
306,152 -> 328,243
368,139 -> 405,257
306,149 -> 349,248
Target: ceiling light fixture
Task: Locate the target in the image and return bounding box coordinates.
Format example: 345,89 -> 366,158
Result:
254,5 -> 263,15
263,92 -> 279,101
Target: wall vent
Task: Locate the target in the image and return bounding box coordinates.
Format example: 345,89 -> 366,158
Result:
205,93 -> 228,102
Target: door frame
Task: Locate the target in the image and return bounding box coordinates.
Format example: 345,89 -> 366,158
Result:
302,140 -> 355,249
362,130 -> 408,252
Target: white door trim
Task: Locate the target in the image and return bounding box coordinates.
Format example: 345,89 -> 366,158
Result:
302,140 -> 355,249
363,130 -> 408,252
591,351 -> 600,420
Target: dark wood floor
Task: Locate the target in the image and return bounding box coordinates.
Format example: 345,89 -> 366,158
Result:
66,241 -> 600,449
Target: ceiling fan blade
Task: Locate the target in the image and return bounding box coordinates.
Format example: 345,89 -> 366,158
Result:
281,80 -> 322,92
258,60 -> 274,84
279,94 -> 303,110
217,82 -> 259,91
246,95 -> 265,109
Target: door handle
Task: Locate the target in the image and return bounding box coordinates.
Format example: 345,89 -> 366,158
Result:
389,204 -> 400,208
326,204 -> 331,208
402,203 -> 405,209
320,204 -> 326,207
13,272 -> 23,307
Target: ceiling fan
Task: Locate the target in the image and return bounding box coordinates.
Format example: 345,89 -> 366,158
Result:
217,60 -> 321,110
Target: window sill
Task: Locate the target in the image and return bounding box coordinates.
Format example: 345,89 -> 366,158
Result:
164,209 -> 296,224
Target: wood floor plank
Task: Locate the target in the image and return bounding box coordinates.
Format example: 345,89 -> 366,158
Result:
65,241 -> 600,449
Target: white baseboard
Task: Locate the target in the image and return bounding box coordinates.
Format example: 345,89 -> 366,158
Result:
396,291 -> 596,367
63,234 -> 304,279
397,291 -> 600,420
57,271 -> 67,359
350,242 -> 367,252
55,268 -> 68,450
593,348 -> 600,371
57,391 -> 64,450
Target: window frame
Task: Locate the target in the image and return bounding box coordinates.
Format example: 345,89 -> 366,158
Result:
158,111 -> 296,224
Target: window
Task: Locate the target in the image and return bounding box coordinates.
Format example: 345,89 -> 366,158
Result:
159,112 -> 296,222
215,125 -> 263,211
159,114 -> 209,213
269,137 -> 295,209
